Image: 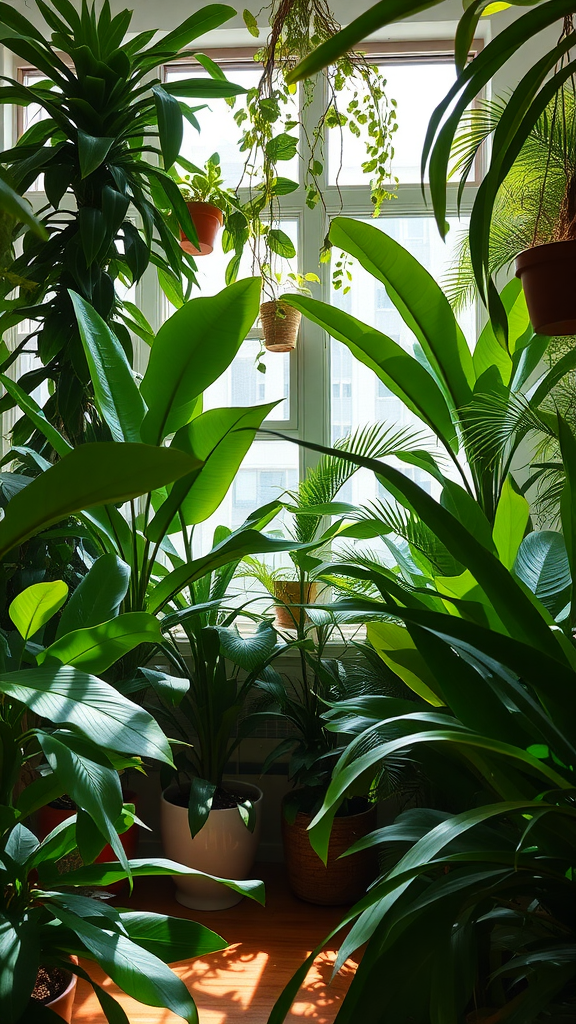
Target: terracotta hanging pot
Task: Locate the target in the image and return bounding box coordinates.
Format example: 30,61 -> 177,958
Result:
160,780 -> 263,910
260,300 -> 301,352
180,201 -> 223,255
281,795 -> 378,905
272,580 -> 319,630
515,239 -> 576,336
32,958 -> 79,1023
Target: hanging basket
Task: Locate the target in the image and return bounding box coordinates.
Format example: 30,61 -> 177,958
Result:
515,239 -> 576,336
180,201 -> 223,256
260,300 -> 301,352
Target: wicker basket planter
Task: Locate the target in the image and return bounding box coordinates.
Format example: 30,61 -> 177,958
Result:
281,796 -> 378,905
260,300 -> 301,352
180,201 -> 223,256
272,580 -> 319,630
515,239 -> 576,336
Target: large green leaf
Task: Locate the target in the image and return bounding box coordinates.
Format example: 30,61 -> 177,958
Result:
514,531 -> 571,617
152,85 -> 183,170
141,5 -> 236,57
42,857 -> 266,905
0,442 -> 199,560
39,732 -> 128,871
146,401 -> 279,542
328,218 -> 474,408
492,478 -> 529,570
140,278 -> 261,444
119,911 -> 226,962
367,621 -> 444,706
216,620 -> 277,672
9,580 -> 68,641
0,666 -> 173,764
70,291 -> 146,443
0,917 -> 39,1024
47,907 -> 198,1023
0,374 -> 72,457
282,295 -> 457,454
56,554 -> 130,638
40,612 -> 162,674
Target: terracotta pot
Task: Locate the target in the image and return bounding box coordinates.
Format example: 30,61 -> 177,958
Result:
260,300 -> 301,352
40,957 -> 78,1023
160,780 -> 263,911
180,201 -> 223,255
515,239 -> 576,336
281,797 -> 378,905
272,580 -> 319,630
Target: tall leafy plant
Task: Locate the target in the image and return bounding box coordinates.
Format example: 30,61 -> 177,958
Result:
265,415 -> 576,1024
0,0 -> 246,439
281,216 -> 576,523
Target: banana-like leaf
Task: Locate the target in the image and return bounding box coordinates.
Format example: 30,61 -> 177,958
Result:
119,911 -> 226,962
39,612 -> 162,674
0,666 -> 173,764
0,442 -> 200,560
70,290 -> 146,443
9,580 -> 68,641
492,477 -> 529,570
140,278 -> 261,444
56,554 -> 130,638
514,531 -> 571,617
367,621 -> 444,706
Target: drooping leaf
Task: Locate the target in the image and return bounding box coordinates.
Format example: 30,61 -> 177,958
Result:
56,554 -> 130,638
40,612 -> 162,674
9,580 -> 68,641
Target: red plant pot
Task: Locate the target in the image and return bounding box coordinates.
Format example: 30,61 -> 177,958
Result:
180,201 -> 223,255
515,239 -> 576,336
37,792 -> 139,894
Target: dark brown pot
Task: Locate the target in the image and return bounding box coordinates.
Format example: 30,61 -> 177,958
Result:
260,300 -> 301,352
515,239 -> 576,336
272,580 -> 319,630
281,797 -> 378,905
180,201 -> 223,255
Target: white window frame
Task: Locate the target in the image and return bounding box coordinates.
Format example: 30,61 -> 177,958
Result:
10,40 -> 483,477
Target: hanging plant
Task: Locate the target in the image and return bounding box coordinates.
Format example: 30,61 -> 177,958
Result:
221,0 -> 398,295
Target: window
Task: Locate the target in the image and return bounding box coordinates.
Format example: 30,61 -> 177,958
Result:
13,43 -> 479,557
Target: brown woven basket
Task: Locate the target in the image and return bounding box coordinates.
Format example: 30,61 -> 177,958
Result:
281,798 -> 378,905
260,300 -> 301,352
272,580 -> 319,630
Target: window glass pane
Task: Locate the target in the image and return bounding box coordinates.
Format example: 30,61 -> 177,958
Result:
165,65 -> 299,188
330,216 -> 473,507
21,70 -> 51,191
328,60 -> 457,185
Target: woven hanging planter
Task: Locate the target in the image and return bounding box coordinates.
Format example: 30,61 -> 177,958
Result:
281,796 -> 378,905
260,300 -> 301,352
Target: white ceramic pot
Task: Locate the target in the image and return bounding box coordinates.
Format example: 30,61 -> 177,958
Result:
160,780 -> 263,910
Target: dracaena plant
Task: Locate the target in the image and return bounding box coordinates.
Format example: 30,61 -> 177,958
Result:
284,0 -> 576,340
0,578 -> 264,1024
280,216 -> 576,524
0,0 -> 246,440
266,413 -> 576,1024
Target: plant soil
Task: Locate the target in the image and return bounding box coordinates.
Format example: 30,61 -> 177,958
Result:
169,785 -> 248,810
31,966 -> 69,1004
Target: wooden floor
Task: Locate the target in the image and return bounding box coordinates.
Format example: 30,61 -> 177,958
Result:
73,864 -> 359,1024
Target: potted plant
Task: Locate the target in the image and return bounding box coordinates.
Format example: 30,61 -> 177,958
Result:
0,581 -> 264,1024
147,564 -> 289,911
177,152 -> 239,255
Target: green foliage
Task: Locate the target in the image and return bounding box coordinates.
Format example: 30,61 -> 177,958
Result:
0,0 -> 245,439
